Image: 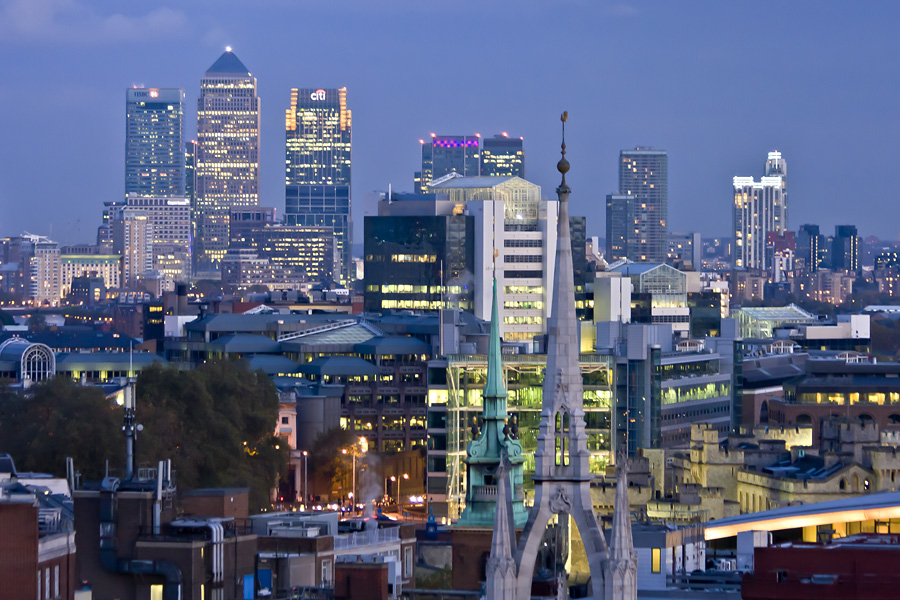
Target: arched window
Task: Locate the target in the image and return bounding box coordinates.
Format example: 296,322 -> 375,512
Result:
555,410 -> 570,466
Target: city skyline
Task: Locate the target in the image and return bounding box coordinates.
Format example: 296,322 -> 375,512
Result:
2,1 -> 899,244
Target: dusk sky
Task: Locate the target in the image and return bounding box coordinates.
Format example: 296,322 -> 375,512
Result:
1,0 -> 898,246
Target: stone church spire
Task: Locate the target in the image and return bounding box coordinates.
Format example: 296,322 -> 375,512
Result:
605,453 -> 637,600
513,113 -> 610,600
485,449 -> 518,600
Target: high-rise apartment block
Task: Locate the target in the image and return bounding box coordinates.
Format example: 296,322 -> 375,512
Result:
607,148 -> 668,263
796,224 -> 822,272
1,234 -> 62,305
415,135 -> 480,193
284,87 -> 352,284
194,50 -> 261,274
112,209 -> 153,286
733,151 -> 788,271
480,134 -> 525,178
125,88 -> 185,198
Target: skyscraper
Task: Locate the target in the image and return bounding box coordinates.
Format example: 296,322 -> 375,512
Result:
125,88 -> 185,197
613,147 -> 668,262
733,151 -> 788,271
194,49 -> 261,274
415,135 -> 480,193
480,134 -> 525,178
284,87 -> 352,284
832,225 -> 859,273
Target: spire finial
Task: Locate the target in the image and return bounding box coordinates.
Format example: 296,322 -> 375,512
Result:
557,111 -> 570,190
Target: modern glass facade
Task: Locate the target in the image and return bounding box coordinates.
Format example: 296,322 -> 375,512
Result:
364,214 -> 474,313
255,225 -> 333,280
285,184 -> 350,283
480,134 -> 524,178
617,148 -> 668,263
195,50 -> 261,273
284,88 -> 352,284
426,353 -> 613,518
125,88 -> 185,198
416,135 -> 480,192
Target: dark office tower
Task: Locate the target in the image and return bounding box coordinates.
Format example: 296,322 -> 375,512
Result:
605,193 -> 634,262
284,87 -> 352,285
364,194 -> 475,314
229,207 -> 276,250
796,224 -> 821,272
480,133 -> 525,178
125,88 -> 185,197
415,135 -> 480,192
832,225 -> 859,273
617,147 -> 668,262
194,49 -> 261,275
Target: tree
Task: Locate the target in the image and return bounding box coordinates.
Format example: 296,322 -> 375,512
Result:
0,359 -> 286,512
135,359 -> 287,510
0,308 -> 13,326
0,378 -> 122,479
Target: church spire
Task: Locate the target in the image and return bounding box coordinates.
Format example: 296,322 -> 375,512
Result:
457,268 -> 527,527
605,452 -> 638,599
483,274 -> 506,402
485,450 -> 518,600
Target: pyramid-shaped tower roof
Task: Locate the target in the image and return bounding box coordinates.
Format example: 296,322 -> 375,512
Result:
206,50 -> 251,75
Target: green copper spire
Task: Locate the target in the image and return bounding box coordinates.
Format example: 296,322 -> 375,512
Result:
457,272 -> 528,528
483,276 -> 507,403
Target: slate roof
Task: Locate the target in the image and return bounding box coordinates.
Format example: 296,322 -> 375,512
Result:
296,356 -> 379,377
354,336 -> 430,356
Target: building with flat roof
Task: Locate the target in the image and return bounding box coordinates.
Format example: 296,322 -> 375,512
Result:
415,135 -> 480,193
284,87 -> 351,284
480,133 -> 524,178
613,147 -> 668,263
125,87 -> 185,198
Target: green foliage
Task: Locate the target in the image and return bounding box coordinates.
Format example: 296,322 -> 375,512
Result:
0,378 -> 122,479
136,359 -> 287,511
0,359 -> 286,512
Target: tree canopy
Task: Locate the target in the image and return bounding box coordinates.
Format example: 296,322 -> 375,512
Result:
0,378 -> 122,480
0,359 -> 286,511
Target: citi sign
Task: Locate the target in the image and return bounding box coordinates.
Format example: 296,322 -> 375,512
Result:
310,89 -> 327,101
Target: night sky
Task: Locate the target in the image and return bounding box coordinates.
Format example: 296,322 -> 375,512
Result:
2,0 -> 898,246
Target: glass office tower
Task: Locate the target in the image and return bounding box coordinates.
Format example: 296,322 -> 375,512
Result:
480,134 -> 525,178
284,87 -> 352,284
194,49 -> 261,274
125,88 -> 185,197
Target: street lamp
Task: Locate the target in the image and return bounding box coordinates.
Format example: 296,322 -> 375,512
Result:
302,451 -> 308,510
398,473 -> 409,512
386,475 -> 396,504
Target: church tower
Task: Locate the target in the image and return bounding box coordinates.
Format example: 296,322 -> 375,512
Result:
458,274 -> 528,527
513,113 -> 610,599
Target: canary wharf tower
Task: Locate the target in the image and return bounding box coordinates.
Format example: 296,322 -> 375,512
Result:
194,49 -> 261,274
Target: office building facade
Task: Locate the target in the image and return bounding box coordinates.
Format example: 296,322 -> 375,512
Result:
284,87 -> 352,284
832,225 -> 859,273
230,207 -> 277,250
112,209 -> 153,286
125,88 -> 185,198
608,149 -> 668,263
364,195 -> 475,313
194,50 -> 261,274
480,134 -> 524,178
415,135 -> 480,193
